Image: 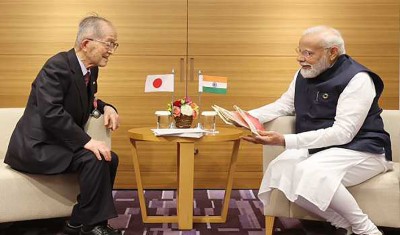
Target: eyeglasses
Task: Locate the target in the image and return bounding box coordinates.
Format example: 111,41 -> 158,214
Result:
87,38 -> 119,52
295,47 -> 330,59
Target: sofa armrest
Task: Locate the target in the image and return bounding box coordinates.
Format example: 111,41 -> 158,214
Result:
0,108 -> 25,160
84,116 -> 111,148
381,110 -> 400,163
262,116 -> 296,172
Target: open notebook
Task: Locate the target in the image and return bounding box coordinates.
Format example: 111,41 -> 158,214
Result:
212,104 -> 265,136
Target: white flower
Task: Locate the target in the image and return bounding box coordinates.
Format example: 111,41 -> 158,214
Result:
180,104 -> 194,116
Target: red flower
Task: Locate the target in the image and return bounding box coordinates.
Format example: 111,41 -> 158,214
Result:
173,100 -> 181,107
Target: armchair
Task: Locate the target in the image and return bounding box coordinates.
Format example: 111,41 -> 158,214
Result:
262,110 -> 400,235
0,108 -> 111,223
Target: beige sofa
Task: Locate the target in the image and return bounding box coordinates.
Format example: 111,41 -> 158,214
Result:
0,108 -> 111,223
262,110 -> 400,235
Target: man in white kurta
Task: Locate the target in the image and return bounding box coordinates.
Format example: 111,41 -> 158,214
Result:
244,26 -> 392,235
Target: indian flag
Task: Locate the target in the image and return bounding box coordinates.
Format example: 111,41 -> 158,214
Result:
198,75 -> 228,94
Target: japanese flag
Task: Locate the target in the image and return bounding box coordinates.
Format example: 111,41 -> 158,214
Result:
145,74 -> 174,92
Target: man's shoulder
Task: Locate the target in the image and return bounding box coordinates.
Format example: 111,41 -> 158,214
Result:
42,49 -> 76,71
47,49 -> 73,63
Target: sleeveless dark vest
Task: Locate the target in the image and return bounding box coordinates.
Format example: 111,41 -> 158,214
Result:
294,55 -> 392,160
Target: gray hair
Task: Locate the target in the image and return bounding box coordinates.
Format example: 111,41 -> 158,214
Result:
303,25 -> 346,55
75,14 -> 113,48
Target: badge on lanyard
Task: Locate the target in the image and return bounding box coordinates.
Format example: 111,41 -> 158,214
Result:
91,97 -> 101,118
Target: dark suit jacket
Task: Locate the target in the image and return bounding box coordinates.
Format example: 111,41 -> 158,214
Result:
5,48 -> 113,174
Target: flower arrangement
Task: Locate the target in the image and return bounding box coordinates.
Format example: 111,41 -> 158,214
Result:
168,97 -> 199,119
168,97 -> 199,128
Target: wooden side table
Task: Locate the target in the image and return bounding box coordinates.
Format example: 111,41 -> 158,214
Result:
128,127 -> 243,230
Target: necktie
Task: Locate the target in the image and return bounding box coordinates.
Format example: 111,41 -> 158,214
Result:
84,72 -> 90,86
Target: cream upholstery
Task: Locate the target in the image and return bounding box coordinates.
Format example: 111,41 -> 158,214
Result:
0,108 -> 111,223
262,110 -> 400,234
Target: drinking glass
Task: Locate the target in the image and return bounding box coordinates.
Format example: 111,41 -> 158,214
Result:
201,111 -> 217,133
155,111 -> 171,129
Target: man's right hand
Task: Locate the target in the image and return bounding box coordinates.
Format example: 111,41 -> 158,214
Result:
84,138 -> 111,161
242,130 -> 285,146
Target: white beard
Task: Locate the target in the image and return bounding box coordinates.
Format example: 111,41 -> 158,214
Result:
300,55 -> 331,78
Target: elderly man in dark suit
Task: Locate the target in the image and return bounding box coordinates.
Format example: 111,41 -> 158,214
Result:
4,15 -> 122,235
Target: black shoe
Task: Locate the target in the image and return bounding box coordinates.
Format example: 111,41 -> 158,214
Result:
62,221 -> 83,235
80,225 -> 121,235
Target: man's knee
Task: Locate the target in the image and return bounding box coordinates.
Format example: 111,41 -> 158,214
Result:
81,151 -> 118,172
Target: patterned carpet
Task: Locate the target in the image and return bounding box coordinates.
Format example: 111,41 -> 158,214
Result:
0,189 -> 399,235
110,189 -> 265,234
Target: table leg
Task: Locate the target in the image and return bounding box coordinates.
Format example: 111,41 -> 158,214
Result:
129,140 -> 148,221
177,142 -> 195,230
130,139 -> 178,223
193,139 -> 241,223
176,143 -> 180,216
219,139 -> 240,221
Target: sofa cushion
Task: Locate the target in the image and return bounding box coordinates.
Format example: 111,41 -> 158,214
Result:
0,163 -> 79,223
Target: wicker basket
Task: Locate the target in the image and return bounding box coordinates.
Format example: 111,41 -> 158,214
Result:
174,115 -> 193,128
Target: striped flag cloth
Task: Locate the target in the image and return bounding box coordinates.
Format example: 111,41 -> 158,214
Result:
145,74 -> 174,92
198,75 -> 227,94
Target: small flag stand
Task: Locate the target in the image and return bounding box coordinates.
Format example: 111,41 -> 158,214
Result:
171,69 -> 175,109
170,69 -> 175,128
197,70 -> 203,129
